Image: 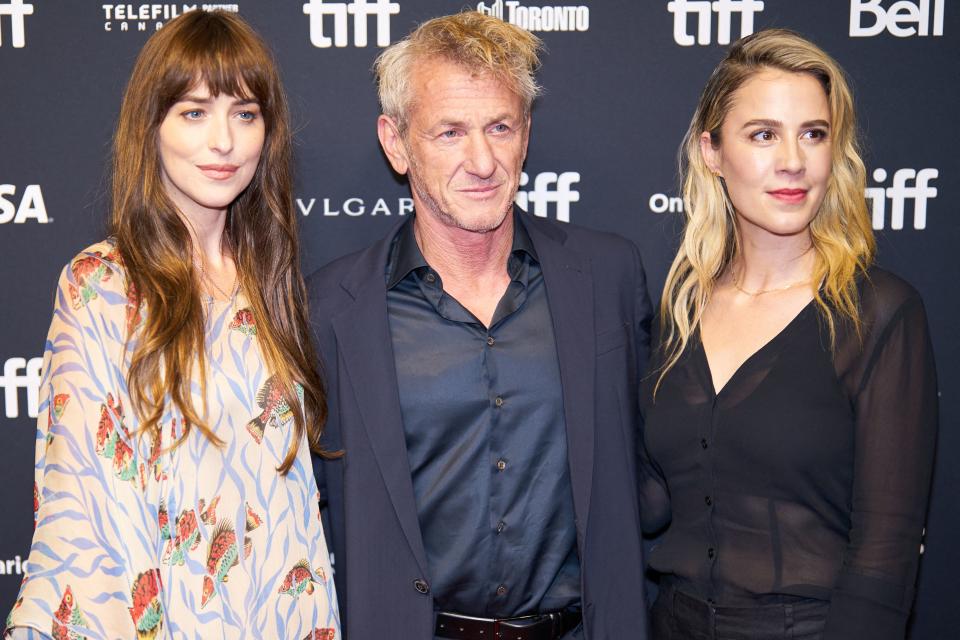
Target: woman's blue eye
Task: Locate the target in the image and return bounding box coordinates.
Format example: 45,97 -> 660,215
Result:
183,110 -> 203,119
238,111 -> 258,121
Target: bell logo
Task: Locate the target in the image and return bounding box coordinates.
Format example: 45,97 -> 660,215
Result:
0,184 -> 49,224
850,0 -> 944,37
667,0 -> 764,46
1,357 -> 42,419
0,0 -> 33,48
866,168 -> 938,230
515,171 -> 580,223
303,0 -> 399,48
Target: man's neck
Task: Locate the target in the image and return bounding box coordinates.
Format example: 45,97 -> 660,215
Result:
413,210 -> 515,327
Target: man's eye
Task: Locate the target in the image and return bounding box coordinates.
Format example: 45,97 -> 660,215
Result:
440,130 -> 459,139
491,124 -> 509,133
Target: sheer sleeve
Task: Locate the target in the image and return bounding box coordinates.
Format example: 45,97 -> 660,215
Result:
6,250 -> 159,640
824,292 -> 938,639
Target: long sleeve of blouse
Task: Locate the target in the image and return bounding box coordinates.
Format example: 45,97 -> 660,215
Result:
823,274 -> 938,639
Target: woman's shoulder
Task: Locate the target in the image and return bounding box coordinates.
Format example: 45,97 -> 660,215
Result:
857,266 -> 925,328
59,238 -> 135,315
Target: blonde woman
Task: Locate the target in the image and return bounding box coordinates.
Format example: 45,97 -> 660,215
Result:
641,29 -> 937,640
5,11 -> 339,639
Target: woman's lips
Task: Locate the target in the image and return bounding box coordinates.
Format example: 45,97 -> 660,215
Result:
198,164 -> 239,180
768,188 -> 808,204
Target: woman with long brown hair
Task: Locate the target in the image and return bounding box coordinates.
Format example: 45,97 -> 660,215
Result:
641,29 -> 937,639
5,10 -> 339,639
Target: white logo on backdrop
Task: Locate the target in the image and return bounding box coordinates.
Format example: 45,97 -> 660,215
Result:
0,0 -> 33,48
477,0 -> 590,32
1,357 -> 42,419
0,556 -> 24,576
850,0 -> 944,37
866,168 -> 938,230
102,4 -> 239,33
515,171 -> 580,223
667,0 -> 764,46
303,0 -> 399,48
297,196 -> 413,217
0,184 -> 49,224
648,192 -> 684,214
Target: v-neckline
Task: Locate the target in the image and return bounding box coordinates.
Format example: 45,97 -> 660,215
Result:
697,298 -> 815,398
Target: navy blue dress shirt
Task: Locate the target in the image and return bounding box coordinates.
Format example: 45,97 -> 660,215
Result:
385,214 -> 580,618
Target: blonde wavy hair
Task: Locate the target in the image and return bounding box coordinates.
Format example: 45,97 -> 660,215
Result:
373,10 -> 543,134
657,28 -> 876,391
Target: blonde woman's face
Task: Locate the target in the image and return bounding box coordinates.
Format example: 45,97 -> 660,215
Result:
700,69 -> 832,243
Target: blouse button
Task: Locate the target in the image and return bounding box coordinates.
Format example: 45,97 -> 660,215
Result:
704,495 -> 713,506
700,438 -> 709,450
496,584 -> 508,596
487,336 -> 496,346
707,547 -> 716,560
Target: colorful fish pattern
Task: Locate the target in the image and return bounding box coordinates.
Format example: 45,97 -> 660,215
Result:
246,376 -> 304,443
278,560 -> 322,599
8,242 -> 339,638
201,521 -> 240,608
51,585 -> 87,640
128,569 -> 163,640
229,307 -> 257,336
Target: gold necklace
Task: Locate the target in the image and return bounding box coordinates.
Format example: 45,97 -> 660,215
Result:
733,269 -> 811,297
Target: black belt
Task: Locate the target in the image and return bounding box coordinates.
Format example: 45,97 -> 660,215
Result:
435,609 -> 581,640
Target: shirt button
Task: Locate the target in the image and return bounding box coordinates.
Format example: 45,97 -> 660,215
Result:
496,459 -> 506,471
494,396 -> 504,408
487,336 -> 495,346
707,547 -> 716,560
496,584 -> 507,596
413,579 -> 430,594
497,521 -> 505,534
700,438 -> 709,450
704,495 -> 713,506
425,272 -> 436,284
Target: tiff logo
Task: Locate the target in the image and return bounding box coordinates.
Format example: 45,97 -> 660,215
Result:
303,0 -> 399,48
850,0 -> 944,37
0,0 -> 33,48
667,0 -> 764,46
1,357 -> 42,419
866,168 -> 937,230
515,171 -> 580,223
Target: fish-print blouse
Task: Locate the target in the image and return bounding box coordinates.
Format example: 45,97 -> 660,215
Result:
5,242 -> 340,640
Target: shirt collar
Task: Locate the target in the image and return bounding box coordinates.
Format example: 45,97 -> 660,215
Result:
386,211 -> 539,289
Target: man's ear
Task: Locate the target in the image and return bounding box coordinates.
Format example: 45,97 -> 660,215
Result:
378,115 -> 409,175
699,131 -> 722,177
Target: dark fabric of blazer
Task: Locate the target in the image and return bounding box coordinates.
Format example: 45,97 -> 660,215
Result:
307,212 -> 654,639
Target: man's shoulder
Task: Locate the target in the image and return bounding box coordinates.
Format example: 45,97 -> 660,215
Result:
523,212 -> 637,255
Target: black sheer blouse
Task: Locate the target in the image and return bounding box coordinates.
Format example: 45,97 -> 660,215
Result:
640,268 -> 938,640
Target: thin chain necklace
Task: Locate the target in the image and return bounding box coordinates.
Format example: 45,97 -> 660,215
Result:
195,234 -> 239,305
732,268 -> 811,297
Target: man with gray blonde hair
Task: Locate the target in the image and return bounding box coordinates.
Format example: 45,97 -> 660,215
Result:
309,10 -> 652,639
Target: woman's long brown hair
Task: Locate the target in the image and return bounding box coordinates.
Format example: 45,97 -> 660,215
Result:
111,10 -> 327,473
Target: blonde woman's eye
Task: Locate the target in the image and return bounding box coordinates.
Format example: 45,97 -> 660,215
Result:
804,128 -> 828,141
751,129 -> 775,142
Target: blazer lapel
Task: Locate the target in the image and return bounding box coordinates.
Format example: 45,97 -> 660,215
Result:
330,227 -> 430,578
523,214 -> 596,546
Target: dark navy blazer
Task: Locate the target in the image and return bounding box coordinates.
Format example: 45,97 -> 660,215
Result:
307,211 -> 654,639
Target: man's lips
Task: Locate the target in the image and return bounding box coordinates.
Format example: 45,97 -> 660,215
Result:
767,188 -> 808,203
458,183 -> 502,198
197,164 -> 239,180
